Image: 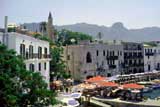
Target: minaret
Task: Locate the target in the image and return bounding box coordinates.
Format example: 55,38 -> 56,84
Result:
47,12 -> 55,41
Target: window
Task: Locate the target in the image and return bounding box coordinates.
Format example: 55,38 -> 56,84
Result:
107,50 -> 109,56
86,52 -> 92,63
20,44 -> 25,58
44,62 -> 46,70
96,50 -> 99,56
29,45 -> 33,58
112,51 -> 114,56
120,51 -> 122,56
39,63 -> 41,71
67,55 -> 70,60
103,50 -> 105,56
44,47 -> 48,58
139,59 -> 141,64
29,64 -> 34,71
148,65 -> 151,71
38,46 -> 42,59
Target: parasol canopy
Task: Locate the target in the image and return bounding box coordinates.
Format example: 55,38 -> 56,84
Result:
122,83 -> 144,89
97,81 -> 119,87
85,76 -> 106,83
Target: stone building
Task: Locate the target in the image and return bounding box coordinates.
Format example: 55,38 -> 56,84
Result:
47,12 -> 55,41
63,41 -> 124,81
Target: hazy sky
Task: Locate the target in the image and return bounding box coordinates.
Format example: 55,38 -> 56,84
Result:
0,0 -> 160,28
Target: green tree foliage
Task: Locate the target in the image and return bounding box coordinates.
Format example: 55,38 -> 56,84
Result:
32,33 -> 70,81
50,46 -> 70,81
58,29 -> 92,45
0,44 -> 57,107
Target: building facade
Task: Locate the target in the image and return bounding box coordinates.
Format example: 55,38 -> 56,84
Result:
143,43 -> 160,72
0,32 -> 51,85
122,42 -> 144,74
63,41 -> 124,81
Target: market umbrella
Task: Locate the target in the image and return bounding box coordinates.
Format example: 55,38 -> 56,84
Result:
122,83 -> 144,89
85,76 -> 107,83
71,92 -> 82,99
98,81 -> 119,87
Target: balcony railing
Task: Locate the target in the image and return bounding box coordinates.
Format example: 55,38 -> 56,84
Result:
145,53 -> 154,56
21,53 -> 51,60
124,55 -> 143,59
106,56 -> 118,60
109,65 -> 116,69
123,63 -> 144,68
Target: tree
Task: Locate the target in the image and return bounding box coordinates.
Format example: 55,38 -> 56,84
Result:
57,29 -> 93,45
50,46 -> 70,81
32,33 -> 70,81
0,44 -> 57,107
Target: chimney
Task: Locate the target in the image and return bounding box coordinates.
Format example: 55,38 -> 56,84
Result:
3,16 -> 9,46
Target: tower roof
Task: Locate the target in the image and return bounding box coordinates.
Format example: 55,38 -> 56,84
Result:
48,12 -> 52,19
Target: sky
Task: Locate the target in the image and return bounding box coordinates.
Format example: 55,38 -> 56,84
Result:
0,0 -> 160,28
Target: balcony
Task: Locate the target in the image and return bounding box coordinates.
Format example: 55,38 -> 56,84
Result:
109,65 -> 116,69
106,56 -> 118,60
124,63 -> 144,68
22,53 -> 51,60
124,55 -> 143,59
145,52 -> 154,56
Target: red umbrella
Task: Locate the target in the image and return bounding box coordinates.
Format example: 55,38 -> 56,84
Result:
122,83 -> 144,89
98,81 -> 119,87
86,76 -> 106,83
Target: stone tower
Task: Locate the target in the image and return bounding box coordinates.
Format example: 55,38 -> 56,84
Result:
47,12 -> 55,41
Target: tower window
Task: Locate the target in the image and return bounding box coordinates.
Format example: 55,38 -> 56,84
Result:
86,52 -> 92,63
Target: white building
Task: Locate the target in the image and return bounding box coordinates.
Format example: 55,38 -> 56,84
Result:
0,32 -> 3,43
0,32 -> 51,85
143,43 -> 160,72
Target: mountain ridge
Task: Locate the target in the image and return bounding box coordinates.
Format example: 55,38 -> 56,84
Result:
23,22 -> 160,42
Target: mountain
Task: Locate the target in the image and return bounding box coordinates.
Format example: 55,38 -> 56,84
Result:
23,22 -> 160,42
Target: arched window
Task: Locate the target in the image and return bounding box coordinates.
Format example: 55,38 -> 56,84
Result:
20,44 -> 25,58
29,64 -> 34,71
29,45 -> 33,59
86,52 -> 92,63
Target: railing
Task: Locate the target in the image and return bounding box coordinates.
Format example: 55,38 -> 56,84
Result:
124,55 -> 143,59
106,56 -> 118,60
21,53 -> 51,60
109,65 -> 116,69
145,52 -> 154,56
123,63 -> 144,68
